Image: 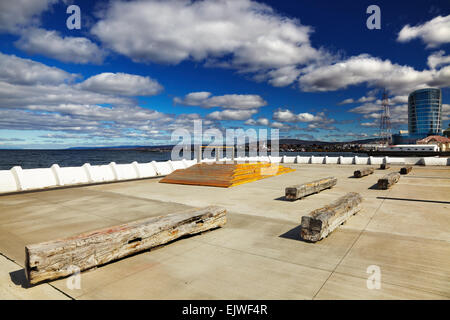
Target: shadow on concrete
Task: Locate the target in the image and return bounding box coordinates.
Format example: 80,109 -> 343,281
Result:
368,183 -> 381,190
376,196 -> 450,205
274,192 -> 323,201
279,225 -> 302,241
8,228 -> 222,288
9,269 -> 31,289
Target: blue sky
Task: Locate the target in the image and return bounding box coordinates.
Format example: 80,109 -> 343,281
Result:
0,0 -> 449,149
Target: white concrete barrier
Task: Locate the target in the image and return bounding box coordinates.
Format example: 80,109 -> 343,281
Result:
51,164 -> 63,186
311,156 -> 325,164
10,166 -> 25,191
369,157 -> 383,165
115,163 -> 139,180
137,162 -> 158,178
355,157 -> 369,165
0,154 -> 448,195
154,161 -> 174,176
21,168 -> 57,190
295,156 -> 309,164
59,166 -> 90,185
183,159 -> 197,167
269,156 -> 282,163
0,170 -> 18,193
422,157 -> 448,166
389,157 -> 406,165
171,160 -> 186,170
325,156 -> 339,164
258,156 -> 270,162
339,157 -> 353,164
282,156 -> 296,163
88,164 -> 116,183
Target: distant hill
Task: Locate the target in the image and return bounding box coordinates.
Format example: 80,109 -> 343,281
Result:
67,145 -> 174,150
277,138 -> 380,145
66,138 -> 381,150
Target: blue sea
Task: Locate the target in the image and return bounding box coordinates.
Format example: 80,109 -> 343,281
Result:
0,149 -> 364,170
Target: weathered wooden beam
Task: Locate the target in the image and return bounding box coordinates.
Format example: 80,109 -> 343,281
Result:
377,172 -> 400,189
285,177 -> 337,201
354,167 -> 374,178
300,192 -> 363,242
400,166 -> 412,175
25,206 -> 227,285
380,163 -> 390,170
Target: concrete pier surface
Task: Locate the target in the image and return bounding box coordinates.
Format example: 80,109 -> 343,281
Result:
0,164 -> 449,299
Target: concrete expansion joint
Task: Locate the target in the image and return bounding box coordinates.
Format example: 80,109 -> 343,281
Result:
312,191 -> 390,299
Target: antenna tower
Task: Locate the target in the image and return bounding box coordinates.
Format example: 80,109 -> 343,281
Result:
379,89 -> 392,145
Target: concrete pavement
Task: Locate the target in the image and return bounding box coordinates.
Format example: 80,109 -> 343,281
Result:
0,164 -> 449,299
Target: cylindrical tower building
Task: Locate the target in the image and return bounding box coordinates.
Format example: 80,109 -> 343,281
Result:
408,88 -> 442,136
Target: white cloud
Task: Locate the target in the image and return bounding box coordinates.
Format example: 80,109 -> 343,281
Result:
0,103 -> 182,140
443,104 -> 450,121
298,54 -> 450,95
272,108 -> 325,123
338,98 -> 355,105
245,117 -> 269,126
270,121 -> 292,130
338,95 -> 376,105
348,102 -> 380,114
397,15 -> 450,48
0,81 -> 131,108
266,66 -> 302,87
390,95 -> 408,104
361,122 -> 378,127
78,72 -> 163,96
0,0 -> 57,33
351,102 -> 410,127
207,109 -> 258,121
0,52 -> 193,142
92,0 -> 327,86
0,53 -> 229,145
429,65 -> 450,87
15,28 -> 106,64
174,92 -> 266,109
0,52 -> 74,85
427,50 -> 450,69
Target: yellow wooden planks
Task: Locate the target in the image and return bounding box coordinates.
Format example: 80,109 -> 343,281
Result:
160,162 -> 294,187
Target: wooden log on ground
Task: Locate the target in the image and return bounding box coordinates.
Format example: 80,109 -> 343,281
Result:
380,163 -> 390,169
354,167 -> 374,178
377,172 -> 400,189
285,177 -> 337,201
400,166 -> 412,175
25,206 -> 226,285
300,192 -> 363,242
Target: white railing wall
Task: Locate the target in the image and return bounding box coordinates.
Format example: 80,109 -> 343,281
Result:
0,156 -> 448,194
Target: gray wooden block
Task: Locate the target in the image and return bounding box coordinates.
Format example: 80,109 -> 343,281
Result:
285,177 -> 337,201
380,163 -> 390,170
300,192 -> 363,242
400,166 -> 412,175
354,167 -> 374,178
25,206 -> 227,285
377,172 -> 400,189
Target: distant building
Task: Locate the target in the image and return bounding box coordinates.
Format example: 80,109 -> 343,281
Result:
392,88 -> 443,144
417,135 -> 450,152
392,132 -> 418,145
444,125 -> 450,138
408,88 -> 442,136
384,144 -> 440,152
